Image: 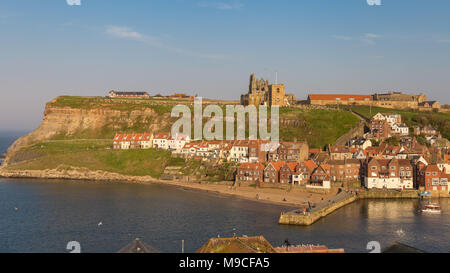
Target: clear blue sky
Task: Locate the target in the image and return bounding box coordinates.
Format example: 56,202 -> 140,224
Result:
1,0 -> 450,130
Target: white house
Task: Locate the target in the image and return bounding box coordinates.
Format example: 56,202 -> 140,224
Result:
364,158 -> 413,190
196,142 -> 210,157
228,140 -> 249,163
153,133 -> 171,150
392,123 -> 409,136
372,113 -> 386,121
384,114 -> 402,126
169,133 -> 191,151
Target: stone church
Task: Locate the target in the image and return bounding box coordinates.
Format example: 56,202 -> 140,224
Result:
240,73 -> 295,107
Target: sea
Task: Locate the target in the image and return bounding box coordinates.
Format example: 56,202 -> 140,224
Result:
0,132 -> 449,253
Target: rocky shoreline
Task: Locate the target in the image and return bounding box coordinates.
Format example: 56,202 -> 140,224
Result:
0,167 -> 307,208
0,167 -> 170,184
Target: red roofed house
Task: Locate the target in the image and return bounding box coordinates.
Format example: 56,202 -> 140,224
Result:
263,161 -> 286,184
292,160 -> 317,185
328,145 -> 354,160
113,133 -> 153,150
278,140 -> 309,162
168,133 -> 191,151
279,162 -> 299,184
307,94 -> 372,106
417,164 -> 448,194
181,142 -> 200,157
328,159 -> 361,182
153,133 -> 171,150
308,165 -> 331,189
364,158 -> 413,189
236,163 -> 265,185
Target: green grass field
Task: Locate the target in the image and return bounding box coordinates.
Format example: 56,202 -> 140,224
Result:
279,108 -> 359,148
9,140 -> 176,177
49,96 -> 175,114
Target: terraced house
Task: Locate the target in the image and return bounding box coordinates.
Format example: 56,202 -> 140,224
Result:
279,162 -> 299,184
309,164 -> 331,189
248,139 -> 268,163
277,140 -> 309,162
328,159 -> 361,182
370,119 -> 391,140
328,145 -> 354,160
364,158 -> 413,189
168,133 -> 190,151
416,164 -> 449,194
153,133 -> 171,150
236,163 -> 265,185
113,133 -> 153,150
263,161 -> 285,184
228,140 -> 249,163
292,160 -> 318,185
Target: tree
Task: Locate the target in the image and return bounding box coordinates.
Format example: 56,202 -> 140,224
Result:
385,136 -> 399,146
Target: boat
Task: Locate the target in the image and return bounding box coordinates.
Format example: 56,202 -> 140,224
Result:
422,203 -> 441,214
419,191 -> 432,197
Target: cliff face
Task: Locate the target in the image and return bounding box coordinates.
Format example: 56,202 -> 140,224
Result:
4,100 -> 173,165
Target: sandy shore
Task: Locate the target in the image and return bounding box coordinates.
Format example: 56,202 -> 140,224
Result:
0,167 -> 337,209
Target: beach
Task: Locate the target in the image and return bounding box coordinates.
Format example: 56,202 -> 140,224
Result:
0,167 -> 337,209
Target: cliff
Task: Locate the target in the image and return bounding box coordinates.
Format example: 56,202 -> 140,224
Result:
4,96 -> 175,166
2,96 -> 361,168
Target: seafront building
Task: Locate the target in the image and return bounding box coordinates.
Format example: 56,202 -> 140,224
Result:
307,91 -> 441,111
113,133 -> 153,150
109,90 -> 150,99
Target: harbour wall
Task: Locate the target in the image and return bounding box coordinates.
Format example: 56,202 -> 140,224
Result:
279,194 -> 357,226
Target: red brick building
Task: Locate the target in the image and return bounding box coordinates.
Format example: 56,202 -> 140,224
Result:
263,161 -> 285,184
328,145 -> 354,160
279,162 -> 299,184
370,119 -> 391,140
277,140 -> 309,162
417,164 -> 448,193
236,163 -> 265,185
309,165 -> 331,188
248,140 -> 268,163
328,159 -> 361,182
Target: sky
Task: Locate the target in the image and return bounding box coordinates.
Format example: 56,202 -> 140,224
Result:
0,0 -> 450,131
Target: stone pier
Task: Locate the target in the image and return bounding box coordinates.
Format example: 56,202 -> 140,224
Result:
279,192 -> 357,226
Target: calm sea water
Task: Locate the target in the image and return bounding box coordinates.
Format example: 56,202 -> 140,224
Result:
0,178 -> 448,253
0,131 -> 28,154
0,134 -> 449,253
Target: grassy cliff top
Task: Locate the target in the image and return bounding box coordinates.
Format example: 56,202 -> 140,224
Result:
48,96 -> 175,114
45,96 -> 360,148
